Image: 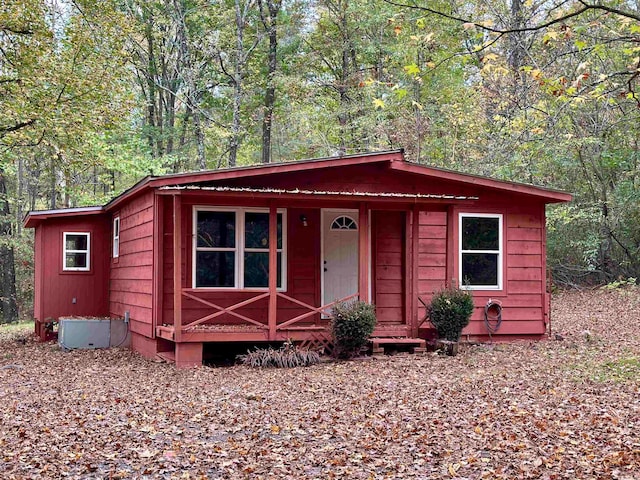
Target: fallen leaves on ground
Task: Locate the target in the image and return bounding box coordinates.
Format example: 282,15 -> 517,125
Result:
1,288 -> 639,479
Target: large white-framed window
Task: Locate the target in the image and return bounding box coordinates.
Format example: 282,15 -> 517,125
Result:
193,207 -> 287,289
113,217 -> 120,258
63,232 -> 90,271
459,213 -> 502,290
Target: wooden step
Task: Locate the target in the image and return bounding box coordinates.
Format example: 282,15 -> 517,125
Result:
157,351 -> 176,364
370,337 -> 426,355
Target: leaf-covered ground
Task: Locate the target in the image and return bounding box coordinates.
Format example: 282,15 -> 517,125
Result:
1,289 -> 639,479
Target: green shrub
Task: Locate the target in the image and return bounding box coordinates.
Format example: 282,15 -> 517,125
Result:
428,287 -> 474,342
238,341 -> 320,368
331,301 -> 376,359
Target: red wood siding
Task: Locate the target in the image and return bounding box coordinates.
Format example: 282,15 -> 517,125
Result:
413,204 -> 547,338
459,206 -> 546,337
372,210 -> 405,324
34,216 -> 110,320
416,210 -> 448,309
34,226 -> 43,320
214,163 -> 526,203
109,191 -> 154,337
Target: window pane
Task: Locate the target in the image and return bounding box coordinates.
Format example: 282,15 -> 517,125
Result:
244,252 -> 282,288
462,217 -> 499,250
66,253 -> 87,268
196,251 -> 235,287
245,213 -> 269,249
66,234 -> 87,251
277,213 -> 283,249
197,211 -> 235,248
462,253 -> 498,286
244,212 -> 283,249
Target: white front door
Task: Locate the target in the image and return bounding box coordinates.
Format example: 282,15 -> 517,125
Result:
322,210 -> 359,307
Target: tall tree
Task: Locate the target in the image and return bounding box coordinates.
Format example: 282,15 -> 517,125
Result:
258,0 -> 281,163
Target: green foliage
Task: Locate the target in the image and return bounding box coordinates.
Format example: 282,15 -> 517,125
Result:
331,301 -> 376,359
428,287 -> 474,342
572,357 -> 640,384
602,278 -> 637,290
2,0 -> 640,323
238,341 -> 321,368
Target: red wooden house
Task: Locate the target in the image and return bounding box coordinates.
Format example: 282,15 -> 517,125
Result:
24,150 -> 571,367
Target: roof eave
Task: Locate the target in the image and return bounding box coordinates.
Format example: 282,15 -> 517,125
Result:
23,206 -> 105,228
390,161 -> 572,203
103,150 -> 404,212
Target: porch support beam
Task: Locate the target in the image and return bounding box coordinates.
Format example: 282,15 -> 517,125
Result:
446,205 -> 455,287
173,194 -> 182,342
411,205 -> 420,337
358,203 -> 370,303
268,203 -> 278,340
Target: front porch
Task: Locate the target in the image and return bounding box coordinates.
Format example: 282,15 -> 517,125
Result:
151,187 -> 470,366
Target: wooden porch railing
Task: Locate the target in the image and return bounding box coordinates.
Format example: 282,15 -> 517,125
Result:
175,288 -> 359,340
276,292 -> 358,329
180,289 -> 270,331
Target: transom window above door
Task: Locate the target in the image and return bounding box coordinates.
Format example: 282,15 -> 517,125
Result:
330,215 -> 357,230
193,207 -> 286,289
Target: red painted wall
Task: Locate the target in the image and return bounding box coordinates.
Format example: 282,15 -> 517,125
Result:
416,204 -> 548,339
29,161 -> 556,345
156,162 -> 550,339
372,210 -> 405,325
109,191 -> 155,337
34,216 -> 110,320
217,163 -> 492,199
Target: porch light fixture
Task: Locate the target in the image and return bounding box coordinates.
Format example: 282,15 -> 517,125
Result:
299,214 -> 308,227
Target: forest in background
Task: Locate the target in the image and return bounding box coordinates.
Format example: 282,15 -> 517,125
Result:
1,0 -> 639,322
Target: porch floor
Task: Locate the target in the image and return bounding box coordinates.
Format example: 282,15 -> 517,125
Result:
156,324 -> 330,343
156,323 -> 414,343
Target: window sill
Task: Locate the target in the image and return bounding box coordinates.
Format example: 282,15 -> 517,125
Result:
461,286 -> 503,292
184,287 -> 287,293
60,269 -> 93,275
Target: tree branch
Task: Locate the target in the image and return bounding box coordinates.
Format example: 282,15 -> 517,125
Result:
0,119 -> 36,136
382,0 -> 640,34
0,26 -> 33,35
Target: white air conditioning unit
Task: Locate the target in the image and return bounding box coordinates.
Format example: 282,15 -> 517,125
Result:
58,318 -> 111,349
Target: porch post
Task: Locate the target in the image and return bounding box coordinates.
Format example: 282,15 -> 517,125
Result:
173,194 -> 182,342
268,203 -> 278,340
358,203 -> 370,303
411,205 -> 420,337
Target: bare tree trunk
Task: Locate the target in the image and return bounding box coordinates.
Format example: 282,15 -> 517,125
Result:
337,0 -> 351,154
0,170 -> 18,324
16,156 -> 23,236
145,16 -> 158,156
49,154 -> 56,209
228,0 -> 246,168
260,0 -> 280,164
173,0 -> 206,170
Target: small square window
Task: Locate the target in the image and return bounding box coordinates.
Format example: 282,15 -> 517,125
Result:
63,232 -> 90,271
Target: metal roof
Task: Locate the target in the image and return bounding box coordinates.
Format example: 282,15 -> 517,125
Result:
160,185 -> 479,201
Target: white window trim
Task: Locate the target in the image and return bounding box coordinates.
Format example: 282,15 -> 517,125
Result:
63,232 -> 91,271
113,217 -> 120,258
192,206 -> 287,290
459,213 -> 503,291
